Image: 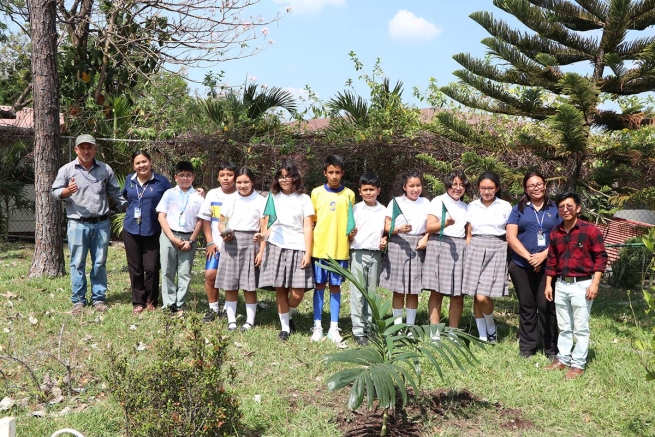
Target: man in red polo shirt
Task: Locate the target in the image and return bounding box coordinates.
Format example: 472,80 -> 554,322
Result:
543,192 -> 608,379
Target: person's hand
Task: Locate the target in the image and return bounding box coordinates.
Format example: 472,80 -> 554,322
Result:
222,232 -> 233,242
348,227 -> 358,241
544,284 -> 553,302
253,232 -> 266,243
180,240 -> 191,252
416,234 -> 429,250
400,224 -> 412,234
528,251 -> 547,267
586,282 -> 599,300
379,236 -> 388,251
533,264 -> 542,273
65,177 -> 78,196
206,244 -> 218,260
197,187 -> 205,197
445,217 -> 455,227
300,253 -> 311,269
254,251 -> 263,267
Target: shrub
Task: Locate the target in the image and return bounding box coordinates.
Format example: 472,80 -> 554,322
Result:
104,315 -> 241,436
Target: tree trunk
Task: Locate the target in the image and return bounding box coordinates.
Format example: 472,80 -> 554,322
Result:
564,153 -> 584,193
28,0 -> 66,277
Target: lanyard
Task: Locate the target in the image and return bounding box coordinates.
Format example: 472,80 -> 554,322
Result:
136,179 -> 151,208
533,207 -> 545,232
179,189 -> 192,215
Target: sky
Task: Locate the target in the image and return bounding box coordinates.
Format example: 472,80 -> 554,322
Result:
181,0 -> 655,114
186,1 -> 497,109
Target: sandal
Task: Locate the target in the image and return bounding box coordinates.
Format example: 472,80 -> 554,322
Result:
132,305 -> 144,315
240,322 -> 254,332
227,322 -> 238,332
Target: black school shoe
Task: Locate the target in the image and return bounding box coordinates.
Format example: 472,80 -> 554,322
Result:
202,310 -> 217,323
354,336 -> 369,347
278,331 -> 290,342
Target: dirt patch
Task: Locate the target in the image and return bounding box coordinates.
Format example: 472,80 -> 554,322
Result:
335,389 -> 535,437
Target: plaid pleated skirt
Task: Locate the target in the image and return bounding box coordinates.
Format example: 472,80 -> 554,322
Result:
379,234 -> 425,295
258,242 -> 313,290
423,235 -> 466,296
462,235 -> 509,297
215,231 -> 259,291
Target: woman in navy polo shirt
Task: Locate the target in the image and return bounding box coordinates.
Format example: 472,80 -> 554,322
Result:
506,172 -> 561,359
122,151 -> 172,314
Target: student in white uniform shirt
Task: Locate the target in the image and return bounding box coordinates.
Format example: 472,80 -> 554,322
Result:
424,170 -> 470,335
216,167 -> 267,332
463,171 -> 512,342
256,160 -> 315,342
380,170 -> 431,329
156,161 -> 204,315
348,173 -> 388,346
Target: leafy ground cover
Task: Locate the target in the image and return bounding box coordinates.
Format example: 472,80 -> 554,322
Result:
0,241 -> 653,436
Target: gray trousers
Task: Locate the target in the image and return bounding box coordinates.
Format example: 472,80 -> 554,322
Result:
160,231 -> 196,308
349,249 -> 382,336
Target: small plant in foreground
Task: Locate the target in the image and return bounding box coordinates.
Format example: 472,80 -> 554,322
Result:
321,258 -> 483,436
104,314 -> 241,436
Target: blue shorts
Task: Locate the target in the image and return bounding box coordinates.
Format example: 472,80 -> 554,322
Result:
205,252 -> 220,270
313,258 -> 348,286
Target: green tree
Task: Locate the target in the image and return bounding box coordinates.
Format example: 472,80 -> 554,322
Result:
439,0 -> 655,191
324,53 -> 422,141
200,82 -> 297,139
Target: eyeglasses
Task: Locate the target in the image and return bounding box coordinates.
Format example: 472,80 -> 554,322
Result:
277,175 -> 292,180
176,174 -> 194,179
558,204 -> 577,211
450,184 -> 466,189
526,182 -> 545,190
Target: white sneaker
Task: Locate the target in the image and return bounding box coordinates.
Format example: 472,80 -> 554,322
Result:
327,327 -> 343,344
430,332 -> 441,342
310,326 -> 323,342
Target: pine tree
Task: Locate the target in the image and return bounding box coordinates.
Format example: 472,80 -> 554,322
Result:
439,0 -> 655,191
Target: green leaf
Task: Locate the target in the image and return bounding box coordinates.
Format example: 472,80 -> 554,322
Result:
326,368 -> 363,391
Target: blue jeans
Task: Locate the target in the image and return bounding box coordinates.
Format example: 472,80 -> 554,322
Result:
67,219 -> 110,305
554,278 -> 594,369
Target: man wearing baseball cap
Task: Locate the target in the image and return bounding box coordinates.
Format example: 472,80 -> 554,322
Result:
52,134 -> 127,314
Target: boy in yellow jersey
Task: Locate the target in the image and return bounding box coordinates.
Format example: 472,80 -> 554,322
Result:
311,155 -> 355,344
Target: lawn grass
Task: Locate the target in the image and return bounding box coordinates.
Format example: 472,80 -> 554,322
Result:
0,241 -> 653,436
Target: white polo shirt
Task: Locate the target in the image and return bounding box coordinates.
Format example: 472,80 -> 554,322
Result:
385,195 -> 430,235
220,190 -> 266,232
266,192 -> 315,251
351,201 -> 386,250
466,197 -> 512,236
156,186 -> 204,232
429,193 -> 468,238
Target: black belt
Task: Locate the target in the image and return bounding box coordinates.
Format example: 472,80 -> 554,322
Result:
171,229 -> 192,234
351,248 -> 380,254
72,215 -> 108,224
559,275 -> 592,283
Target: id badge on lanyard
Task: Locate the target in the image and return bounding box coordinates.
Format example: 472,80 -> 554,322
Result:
534,208 -> 546,246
